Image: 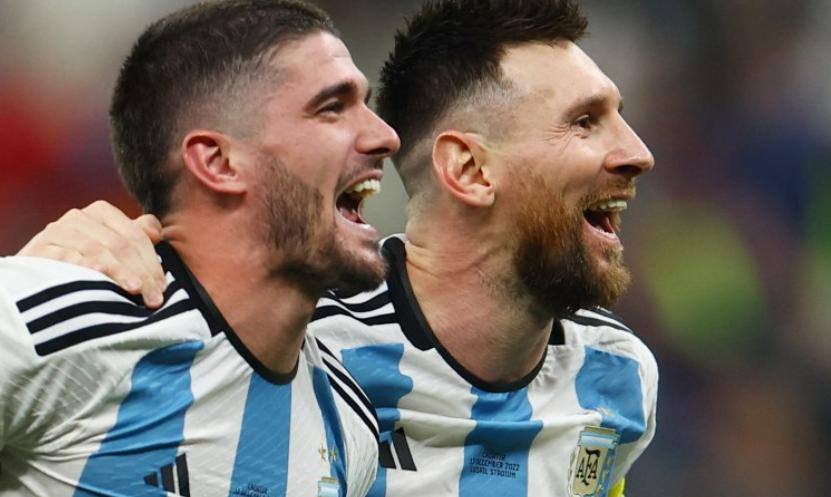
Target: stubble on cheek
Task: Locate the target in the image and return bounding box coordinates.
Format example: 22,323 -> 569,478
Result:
258,156 -> 386,293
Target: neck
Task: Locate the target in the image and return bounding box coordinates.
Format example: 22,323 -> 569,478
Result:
162,208 -> 319,376
404,214 -> 553,385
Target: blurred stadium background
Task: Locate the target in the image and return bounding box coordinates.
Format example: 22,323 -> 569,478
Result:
1,1 -> 829,495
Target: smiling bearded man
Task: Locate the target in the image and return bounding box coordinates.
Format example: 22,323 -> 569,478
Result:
0,1 -> 399,496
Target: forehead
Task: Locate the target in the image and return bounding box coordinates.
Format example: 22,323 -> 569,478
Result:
499,41 -> 620,110
268,31 -> 368,103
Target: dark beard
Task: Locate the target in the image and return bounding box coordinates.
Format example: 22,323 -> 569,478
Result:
512,173 -> 630,319
259,157 -> 386,295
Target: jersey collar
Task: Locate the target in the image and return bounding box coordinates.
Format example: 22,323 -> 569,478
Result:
381,236 -> 564,393
156,241 -> 299,384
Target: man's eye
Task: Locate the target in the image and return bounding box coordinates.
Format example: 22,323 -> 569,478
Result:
575,114 -> 596,129
319,101 -> 345,114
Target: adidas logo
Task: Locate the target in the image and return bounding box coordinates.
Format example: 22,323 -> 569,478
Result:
144,453 -> 190,496
378,427 -> 417,471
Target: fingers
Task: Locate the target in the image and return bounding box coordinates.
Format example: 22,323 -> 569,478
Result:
135,214 -> 163,244
79,201 -> 168,308
17,201 -> 167,309
83,202 -> 168,307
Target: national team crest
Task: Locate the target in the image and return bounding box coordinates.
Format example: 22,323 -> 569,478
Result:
568,426 -> 620,497
317,476 -> 339,497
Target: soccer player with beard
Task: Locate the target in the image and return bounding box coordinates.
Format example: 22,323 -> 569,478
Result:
0,1 -> 398,495
17,1 -> 658,496
317,3 -> 657,495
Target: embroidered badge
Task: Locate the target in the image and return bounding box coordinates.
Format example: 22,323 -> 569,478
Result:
317,476 -> 339,497
568,426 -> 620,497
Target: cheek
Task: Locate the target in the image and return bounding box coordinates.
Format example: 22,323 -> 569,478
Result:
550,156 -> 600,201
512,168 -> 587,207
270,124 -> 352,176
506,162 -> 589,218
511,142 -> 598,190
272,158 -> 339,208
309,139 -> 356,187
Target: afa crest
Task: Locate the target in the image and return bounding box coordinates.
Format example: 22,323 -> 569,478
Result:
568,426 -> 620,497
317,476 -> 339,497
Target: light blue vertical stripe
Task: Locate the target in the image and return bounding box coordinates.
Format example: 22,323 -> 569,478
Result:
73,341 -> 203,496
312,366 -> 347,496
226,373 -> 292,497
341,344 -> 413,497
459,387 -> 543,497
575,346 -> 645,444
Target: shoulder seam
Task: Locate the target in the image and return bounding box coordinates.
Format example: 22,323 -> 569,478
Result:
31,299 -> 197,356
18,279 -> 195,356
17,279 -> 145,313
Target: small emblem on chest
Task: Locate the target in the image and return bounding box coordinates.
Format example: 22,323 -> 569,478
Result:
317,476 -> 340,497
568,426 -> 620,497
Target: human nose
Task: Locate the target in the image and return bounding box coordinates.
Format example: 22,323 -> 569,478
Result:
604,117 -> 654,179
357,107 -> 400,159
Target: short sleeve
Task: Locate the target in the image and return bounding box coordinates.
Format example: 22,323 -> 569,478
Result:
0,265 -> 41,450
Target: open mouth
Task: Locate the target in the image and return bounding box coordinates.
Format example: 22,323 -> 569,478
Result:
583,199 -> 627,236
336,178 -> 382,225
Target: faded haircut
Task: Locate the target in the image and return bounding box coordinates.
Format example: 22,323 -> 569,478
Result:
377,0 -> 587,199
110,0 -> 337,216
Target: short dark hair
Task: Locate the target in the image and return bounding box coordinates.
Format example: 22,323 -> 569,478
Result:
110,0 -> 337,216
377,0 -> 587,195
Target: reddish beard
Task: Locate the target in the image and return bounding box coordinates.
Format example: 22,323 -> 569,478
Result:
511,173 -> 631,318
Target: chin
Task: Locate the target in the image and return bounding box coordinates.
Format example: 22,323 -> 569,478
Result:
303,229 -> 385,294
330,246 -> 387,293
514,230 -> 633,316
588,251 -> 631,308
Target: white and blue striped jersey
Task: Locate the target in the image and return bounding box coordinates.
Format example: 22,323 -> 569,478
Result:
309,236 -> 658,497
0,242 -> 378,497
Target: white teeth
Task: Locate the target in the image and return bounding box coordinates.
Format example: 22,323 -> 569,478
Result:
345,179 -> 381,197
591,199 -> 627,212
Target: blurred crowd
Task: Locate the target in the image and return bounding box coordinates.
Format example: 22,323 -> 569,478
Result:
1,1 -> 829,495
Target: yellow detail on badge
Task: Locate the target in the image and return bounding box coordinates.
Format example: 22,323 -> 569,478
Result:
608,478 -> 625,497
568,426 -> 621,497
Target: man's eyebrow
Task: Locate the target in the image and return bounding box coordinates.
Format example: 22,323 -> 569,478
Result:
563,92 -> 624,117
304,80 -> 370,111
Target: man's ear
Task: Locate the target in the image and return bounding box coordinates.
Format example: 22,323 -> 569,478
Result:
181,130 -> 247,195
431,130 -> 495,207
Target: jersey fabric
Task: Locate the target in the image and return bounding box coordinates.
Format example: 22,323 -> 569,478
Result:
309,236 -> 658,497
0,242 -> 378,497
